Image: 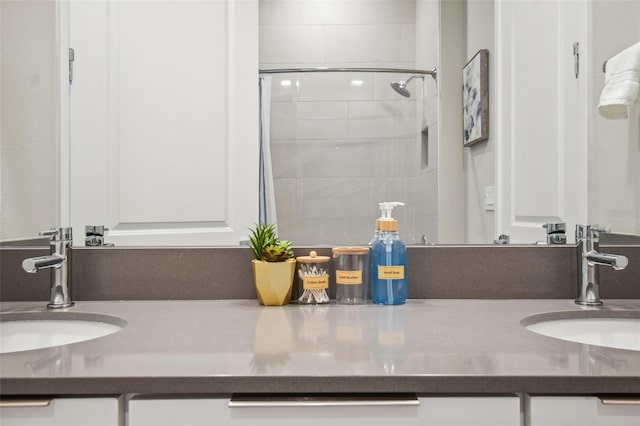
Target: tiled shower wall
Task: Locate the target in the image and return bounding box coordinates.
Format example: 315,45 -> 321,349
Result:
259,0 -> 439,245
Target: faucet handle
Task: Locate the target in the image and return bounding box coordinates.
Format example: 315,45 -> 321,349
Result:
543,223 -> 566,233
575,224 -> 610,239
494,234 -> 510,244
543,223 -> 566,244
85,225 -> 109,236
39,229 -> 59,237
591,225 -> 610,234
39,228 -> 73,242
85,225 -> 114,246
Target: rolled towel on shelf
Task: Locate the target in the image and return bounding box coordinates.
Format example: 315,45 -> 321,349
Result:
598,41 -> 640,120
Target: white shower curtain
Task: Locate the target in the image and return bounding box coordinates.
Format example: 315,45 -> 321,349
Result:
258,76 -> 278,229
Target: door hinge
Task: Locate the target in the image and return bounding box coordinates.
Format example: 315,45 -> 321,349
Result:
573,42 -> 579,79
69,48 -> 75,84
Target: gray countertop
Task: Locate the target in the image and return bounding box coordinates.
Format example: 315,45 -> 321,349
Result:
1,299 -> 639,395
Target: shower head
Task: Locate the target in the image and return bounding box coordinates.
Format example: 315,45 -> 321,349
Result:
390,81 -> 411,97
390,74 -> 424,98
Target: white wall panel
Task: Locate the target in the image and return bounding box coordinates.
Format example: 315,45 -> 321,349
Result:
117,1 -> 227,223
0,0 -> 59,241
70,0 -> 259,245
129,396 -> 520,426
530,396 -> 640,426
495,0 -> 588,243
1,398 -> 119,426
588,1 -> 640,235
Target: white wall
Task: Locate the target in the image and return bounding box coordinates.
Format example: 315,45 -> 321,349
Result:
0,1 -> 59,241
436,0 -> 466,243
260,0 -> 431,244
260,0 -> 416,69
588,0 -> 640,235
464,0 -> 494,243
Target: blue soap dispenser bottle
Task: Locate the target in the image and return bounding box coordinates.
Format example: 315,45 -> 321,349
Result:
371,202 -> 408,305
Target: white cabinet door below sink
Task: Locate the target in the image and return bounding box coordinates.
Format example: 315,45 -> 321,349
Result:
530,396 -> 640,426
0,397 -> 120,426
129,396 -> 520,426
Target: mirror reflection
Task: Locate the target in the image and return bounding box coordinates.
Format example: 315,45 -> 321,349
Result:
1,0 -> 59,246
260,69 -> 437,245
1,0 -> 638,247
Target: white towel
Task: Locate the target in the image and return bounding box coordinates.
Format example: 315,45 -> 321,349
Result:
598,41 -> 640,120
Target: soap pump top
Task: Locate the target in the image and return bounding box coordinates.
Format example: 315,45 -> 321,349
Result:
378,201 -> 404,232
368,218 -> 382,245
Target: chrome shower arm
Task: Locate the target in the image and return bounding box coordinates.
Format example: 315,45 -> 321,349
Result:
404,75 -> 425,84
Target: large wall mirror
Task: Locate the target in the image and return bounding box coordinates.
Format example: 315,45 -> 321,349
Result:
1,0 -> 638,247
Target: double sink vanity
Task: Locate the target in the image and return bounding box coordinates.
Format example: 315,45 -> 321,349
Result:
0,229 -> 638,425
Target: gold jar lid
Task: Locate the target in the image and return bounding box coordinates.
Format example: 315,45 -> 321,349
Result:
296,250 -> 330,263
332,246 -> 370,256
379,219 -> 398,231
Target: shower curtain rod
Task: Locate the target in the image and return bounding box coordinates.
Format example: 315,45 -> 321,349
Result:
259,67 -> 438,79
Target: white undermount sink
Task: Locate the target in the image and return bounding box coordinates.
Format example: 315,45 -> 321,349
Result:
523,311 -> 640,352
0,312 -> 126,354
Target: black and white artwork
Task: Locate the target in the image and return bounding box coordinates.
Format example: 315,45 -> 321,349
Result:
462,49 -> 489,146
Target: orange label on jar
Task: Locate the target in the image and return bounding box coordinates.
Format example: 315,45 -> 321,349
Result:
303,320 -> 329,338
336,270 -> 363,285
303,275 -> 329,290
377,331 -> 406,347
336,325 -> 363,342
377,265 -> 405,279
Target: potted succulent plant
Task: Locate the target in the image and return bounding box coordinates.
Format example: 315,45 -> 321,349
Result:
248,223 -> 296,306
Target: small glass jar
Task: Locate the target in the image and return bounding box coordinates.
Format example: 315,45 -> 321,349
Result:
332,246 -> 370,304
296,251 -> 331,304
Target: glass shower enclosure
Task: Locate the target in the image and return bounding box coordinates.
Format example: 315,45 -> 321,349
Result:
259,68 -> 438,246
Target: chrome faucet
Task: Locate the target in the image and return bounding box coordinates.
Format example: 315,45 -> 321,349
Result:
575,225 -> 628,306
85,225 -> 114,247
494,234 -> 510,244
543,222 -> 567,244
22,228 -> 74,309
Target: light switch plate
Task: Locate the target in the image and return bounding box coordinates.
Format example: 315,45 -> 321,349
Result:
484,186 -> 496,211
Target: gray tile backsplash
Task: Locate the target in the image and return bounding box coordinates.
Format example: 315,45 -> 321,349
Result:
2,245 -> 638,302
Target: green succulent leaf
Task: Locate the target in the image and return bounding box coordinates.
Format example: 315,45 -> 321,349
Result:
261,240 -> 293,262
248,223 -> 276,260
277,240 -> 294,258
248,223 -> 293,262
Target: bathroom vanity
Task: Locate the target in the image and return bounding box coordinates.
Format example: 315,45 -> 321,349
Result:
1,299 -> 639,425
1,245 -> 639,425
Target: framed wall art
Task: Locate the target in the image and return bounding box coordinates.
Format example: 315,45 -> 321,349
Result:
462,49 -> 489,146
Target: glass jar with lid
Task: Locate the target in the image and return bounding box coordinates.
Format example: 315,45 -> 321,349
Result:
296,251 -> 331,304
332,246 -> 370,304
